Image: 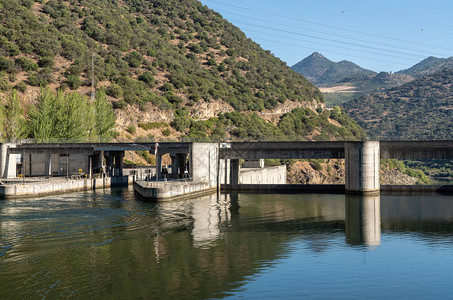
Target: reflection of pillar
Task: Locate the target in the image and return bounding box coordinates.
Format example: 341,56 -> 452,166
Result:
230,159 -> 239,185
114,151 -> 124,176
345,141 -> 380,193
345,194 -> 381,247
45,153 -> 52,176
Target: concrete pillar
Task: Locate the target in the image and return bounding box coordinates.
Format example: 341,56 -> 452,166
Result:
230,159 -> 240,185
92,151 -> 104,174
114,151 -> 124,177
177,153 -> 187,176
170,153 -> 179,175
345,194 -> 381,247
156,152 -> 162,181
45,153 -> 52,177
104,151 -> 114,177
0,143 -> 17,179
345,141 -> 380,193
189,143 -> 219,187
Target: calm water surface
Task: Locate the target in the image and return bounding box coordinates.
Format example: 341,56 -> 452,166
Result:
1,189 -> 453,299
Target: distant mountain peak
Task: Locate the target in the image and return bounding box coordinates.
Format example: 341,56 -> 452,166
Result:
291,52 -> 375,85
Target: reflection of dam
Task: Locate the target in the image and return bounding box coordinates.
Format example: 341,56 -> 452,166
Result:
345,194 -> 381,247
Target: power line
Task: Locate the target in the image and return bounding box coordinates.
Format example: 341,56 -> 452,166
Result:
206,0 -> 453,52
215,7 -> 440,59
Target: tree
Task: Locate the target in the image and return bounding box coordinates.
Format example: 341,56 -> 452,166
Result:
3,90 -> 27,142
94,90 -> 116,142
28,88 -> 57,142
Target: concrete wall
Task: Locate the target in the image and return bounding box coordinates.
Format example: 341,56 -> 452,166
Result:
239,165 -> 287,184
190,143 -> 219,187
23,153 -> 90,176
0,175 -> 133,198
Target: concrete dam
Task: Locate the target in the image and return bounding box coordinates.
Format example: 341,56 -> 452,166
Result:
1,141 -> 453,199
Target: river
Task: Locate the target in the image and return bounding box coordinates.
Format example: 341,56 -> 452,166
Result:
1,189 -> 453,299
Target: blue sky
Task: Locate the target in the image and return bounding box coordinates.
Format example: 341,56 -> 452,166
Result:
199,0 -> 453,72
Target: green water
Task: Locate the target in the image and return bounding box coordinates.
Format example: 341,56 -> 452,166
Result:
1,189 -> 453,299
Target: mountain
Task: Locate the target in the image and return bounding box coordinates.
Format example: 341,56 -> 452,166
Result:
397,56 -> 453,77
291,52 -> 375,85
343,68 -> 453,140
0,0 -> 365,142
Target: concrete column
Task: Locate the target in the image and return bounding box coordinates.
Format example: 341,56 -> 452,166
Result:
189,143 -> 219,187
92,151 -> 104,174
230,159 -> 240,185
345,141 -> 380,193
170,153 -> 179,175
89,155 -> 92,179
0,143 -> 17,179
114,151 -> 124,177
177,153 -> 187,176
156,152 -> 162,181
45,153 -> 52,177
345,194 -> 381,247
104,151 -> 114,177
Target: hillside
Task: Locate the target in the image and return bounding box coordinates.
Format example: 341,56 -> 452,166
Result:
397,56 -> 453,77
0,0 -> 364,142
343,68 -> 453,140
290,52 -> 375,86
320,71 -> 414,106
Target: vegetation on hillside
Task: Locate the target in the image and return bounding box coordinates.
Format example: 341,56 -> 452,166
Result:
343,68 -> 453,140
0,0 -> 365,142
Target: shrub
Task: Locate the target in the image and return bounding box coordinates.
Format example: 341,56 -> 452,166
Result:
162,128 -> 171,136
106,84 -> 123,98
15,57 -> 38,71
139,122 -> 168,130
126,124 -> 136,134
14,81 -> 27,93
66,75 -> 81,90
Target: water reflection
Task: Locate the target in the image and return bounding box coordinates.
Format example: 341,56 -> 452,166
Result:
2,190 -> 453,299
345,194 -> 381,247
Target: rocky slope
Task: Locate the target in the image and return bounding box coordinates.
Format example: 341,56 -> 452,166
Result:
0,0 -> 365,143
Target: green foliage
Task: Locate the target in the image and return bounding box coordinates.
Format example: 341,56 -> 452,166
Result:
126,124 -> 136,134
94,90 -> 116,142
1,90 -> 27,142
0,0 -> 363,142
15,57 -> 38,72
106,84 -> 123,98
27,88 -> 113,142
139,122 -> 168,130
162,128 -> 171,136
344,69 -> 453,140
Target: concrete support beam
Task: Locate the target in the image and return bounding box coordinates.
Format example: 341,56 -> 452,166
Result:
92,151 -> 104,173
104,151 -> 114,177
243,159 -> 264,168
45,153 -> 52,177
345,141 -> 380,193
345,194 -> 381,247
1,143 -> 17,179
177,153 -> 187,176
114,151 -> 124,177
170,153 -> 179,175
230,159 -> 240,185
156,152 -> 162,181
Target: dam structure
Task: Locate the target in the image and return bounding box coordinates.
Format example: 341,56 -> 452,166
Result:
1,141 -> 453,199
